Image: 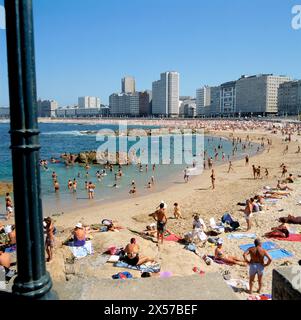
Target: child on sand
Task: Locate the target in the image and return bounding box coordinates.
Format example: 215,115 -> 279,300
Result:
173,203 -> 182,219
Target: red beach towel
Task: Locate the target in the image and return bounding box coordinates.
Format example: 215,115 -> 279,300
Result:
164,230 -> 182,242
272,234 -> 301,242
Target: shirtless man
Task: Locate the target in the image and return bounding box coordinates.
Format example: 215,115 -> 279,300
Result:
44,217 -> 55,262
124,238 -> 155,266
244,199 -> 253,231
252,165 -> 257,179
227,161 -> 234,173
149,203 -> 167,245
210,169 -> 216,190
243,238 -> 272,294
281,165 -> 288,178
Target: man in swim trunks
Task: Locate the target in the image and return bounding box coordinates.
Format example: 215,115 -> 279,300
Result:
149,203 -> 167,245
45,217 -> 55,262
244,199 -> 253,231
243,238 -> 272,294
124,238 -> 155,266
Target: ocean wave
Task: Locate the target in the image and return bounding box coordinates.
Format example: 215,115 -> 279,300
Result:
41,130 -> 85,136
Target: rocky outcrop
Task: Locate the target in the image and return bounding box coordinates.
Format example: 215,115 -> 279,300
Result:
60,151 -> 132,165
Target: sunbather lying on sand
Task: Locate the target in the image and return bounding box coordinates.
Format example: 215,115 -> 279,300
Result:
123,238 -> 155,266
279,215 -> 301,224
277,180 -> 293,191
142,223 -> 157,237
263,190 -> 290,198
264,224 -> 289,238
214,239 -> 247,266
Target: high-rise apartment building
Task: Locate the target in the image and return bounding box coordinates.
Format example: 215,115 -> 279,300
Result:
152,72 -> 179,117
78,96 -> 101,109
236,74 -> 291,114
122,76 -> 136,94
196,86 -> 211,116
139,90 -> 152,116
109,92 -> 140,116
37,99 -> 58,117
220,81 -> 236,114
278,80 -> 301,115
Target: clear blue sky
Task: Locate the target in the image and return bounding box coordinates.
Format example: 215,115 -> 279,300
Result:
0,0 -> 300,106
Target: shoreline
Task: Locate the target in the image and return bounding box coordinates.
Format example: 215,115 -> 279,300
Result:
2,120 -> 301,300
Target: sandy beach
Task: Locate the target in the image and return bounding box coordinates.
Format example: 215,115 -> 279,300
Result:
2,119 -> 301,299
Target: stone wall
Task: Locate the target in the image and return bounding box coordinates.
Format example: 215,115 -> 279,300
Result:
272,267 -> 301,300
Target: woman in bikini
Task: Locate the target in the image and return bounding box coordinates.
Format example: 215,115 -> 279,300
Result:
215,240 -> 247,266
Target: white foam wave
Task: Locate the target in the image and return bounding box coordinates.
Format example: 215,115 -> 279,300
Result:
41,130 -> 84,136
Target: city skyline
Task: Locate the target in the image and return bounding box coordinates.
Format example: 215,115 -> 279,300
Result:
0,0 -> 300,107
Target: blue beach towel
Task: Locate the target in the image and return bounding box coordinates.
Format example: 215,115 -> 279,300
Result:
267,249 -> 293,260
227,233 -> 256,240
239,241 -> 279,252
184,243 -> 196,252
114,261 -> 161,273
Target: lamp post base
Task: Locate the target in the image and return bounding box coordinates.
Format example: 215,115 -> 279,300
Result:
12,272 -> 58,300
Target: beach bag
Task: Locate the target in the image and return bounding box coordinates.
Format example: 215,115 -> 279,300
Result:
207,237 -> 219,244
221,213 -> 234,224
141,272 -> 151,278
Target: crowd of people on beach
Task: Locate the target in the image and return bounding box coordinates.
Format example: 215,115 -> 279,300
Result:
1,119 -> 301,297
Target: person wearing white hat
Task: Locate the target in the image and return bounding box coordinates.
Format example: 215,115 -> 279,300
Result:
72,223 -> 86,246
214,238 -> 247,266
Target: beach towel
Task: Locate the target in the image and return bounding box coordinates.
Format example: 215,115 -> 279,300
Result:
270,234 -> 301,242
207,255 -> 232,265
267,249 -> 293,260
227,233 -> 256,240
184,243 -> 196,252
264,199 -> 278,203
4,244 -> 16,253
68,240 -> 93,258
164,230 -> 182,242
239,241 -> 279,252
114,261 -> 161,273
112,271 -> 133,279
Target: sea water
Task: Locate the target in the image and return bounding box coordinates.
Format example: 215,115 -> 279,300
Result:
0,122 -> 258,215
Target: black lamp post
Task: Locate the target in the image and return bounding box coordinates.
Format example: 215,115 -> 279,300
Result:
4,0 -> 56,299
